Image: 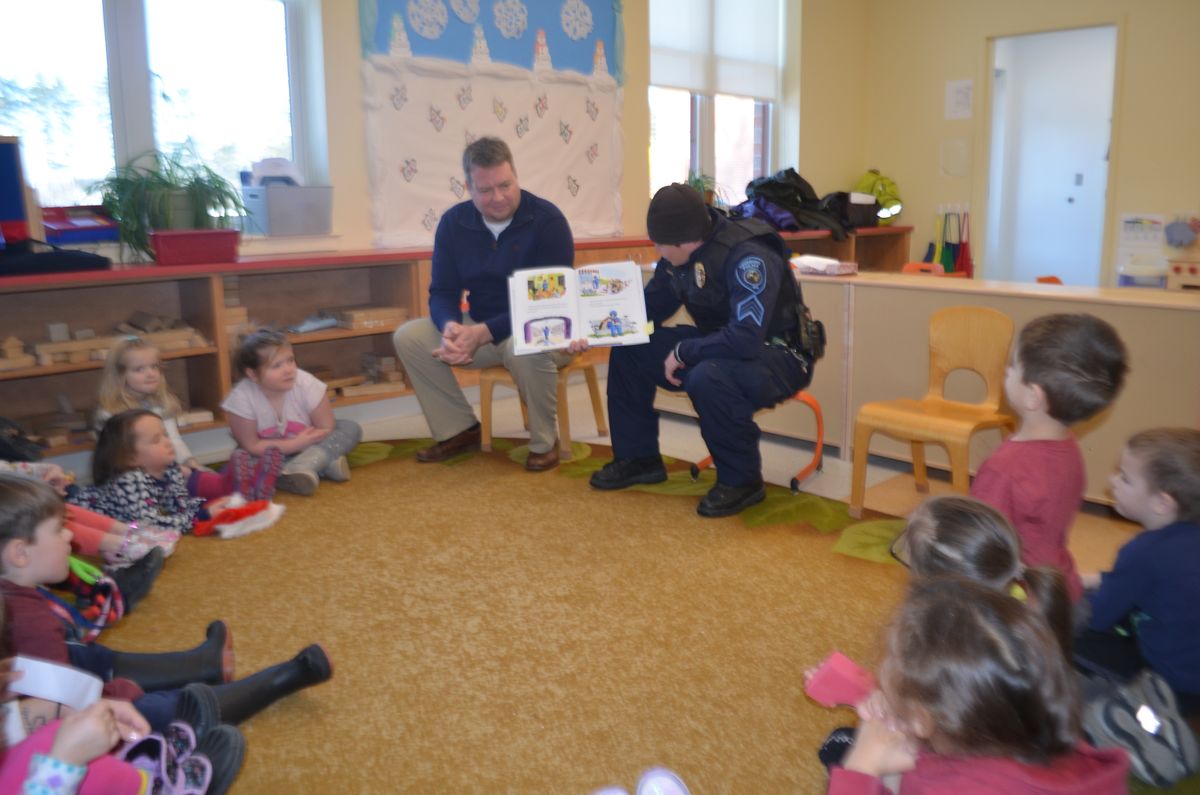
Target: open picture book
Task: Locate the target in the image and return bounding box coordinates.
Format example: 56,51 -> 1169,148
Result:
508,261 -> 650,356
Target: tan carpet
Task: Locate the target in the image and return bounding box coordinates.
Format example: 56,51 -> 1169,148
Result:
100,441 -> 908,794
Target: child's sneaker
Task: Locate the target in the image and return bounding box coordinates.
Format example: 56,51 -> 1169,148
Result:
132,524 -> 181,557
636,767 -> 690,795
1082,669 -> 1200,787
276,469 -> 319,496
321,455 -> 351,482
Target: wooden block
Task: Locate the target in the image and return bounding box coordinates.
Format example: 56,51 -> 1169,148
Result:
225,306 -> 249,324
380,370 -> 405,383
338,381 -> 407,398
68,350 -> 89,364
176,409 -> 215,427
47,323 -> 70,342
379,356 -> 397,372
0,354 -> 35,371
1,336 -> 23,357
332,306 -> 408,330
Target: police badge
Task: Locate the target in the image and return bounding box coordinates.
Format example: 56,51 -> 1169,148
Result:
695,262 -> 706,288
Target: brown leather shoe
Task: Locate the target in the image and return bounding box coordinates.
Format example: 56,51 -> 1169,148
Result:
415,423 -> 481,463
525,444 -> 560,472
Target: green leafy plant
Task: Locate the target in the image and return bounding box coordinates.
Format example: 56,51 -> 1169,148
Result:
686,170 -> 729,208
91,144 -> 244,261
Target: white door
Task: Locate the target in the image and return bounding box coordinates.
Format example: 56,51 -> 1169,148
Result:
984,27 -> 1116,286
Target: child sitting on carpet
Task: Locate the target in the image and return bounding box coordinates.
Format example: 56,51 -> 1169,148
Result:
1078,427 -> 1200,717
72,410 -> 235,536
1,473 -> 334,736
96,336 -> 283,502
222,329 -> 361,496
970,313 -> 1127,604
2,458 -> 177,567
828,576 -> 1129,794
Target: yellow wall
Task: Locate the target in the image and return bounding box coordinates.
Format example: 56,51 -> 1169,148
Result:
851,0 -> 1200,281
314,0 -> 1199,278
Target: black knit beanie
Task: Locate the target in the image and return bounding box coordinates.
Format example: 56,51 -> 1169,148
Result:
646,183 -> 710,245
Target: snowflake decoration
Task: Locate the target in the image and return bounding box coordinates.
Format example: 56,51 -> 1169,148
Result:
493,98 -> 508,122
493,0 -> 527,40
457,84 -> 473,109
560,0 -> 593,41
429,105 -> 446,131
449,177 -> 466,198
451,0 -> 479,23
585,98 -> 599,121
391,84 -> 408,110
515,115 -> 530,139
422,209 -> 439,230
586,143 -> 598,164
567,175 -> 580,196
534,94 -> 549,118
408,0 -> 448,39
464,130 -> 477,146
559,120 -> 573,144
401,159 -> 418,181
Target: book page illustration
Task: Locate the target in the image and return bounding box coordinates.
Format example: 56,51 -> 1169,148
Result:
576,261 -> 649,347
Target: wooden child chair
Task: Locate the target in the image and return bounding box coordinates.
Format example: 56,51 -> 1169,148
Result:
847,305 -> 1016,518
479,349 -> 608,461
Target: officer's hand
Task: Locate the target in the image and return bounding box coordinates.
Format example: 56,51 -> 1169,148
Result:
664,350 -> 684,386
565,339 -> 591,354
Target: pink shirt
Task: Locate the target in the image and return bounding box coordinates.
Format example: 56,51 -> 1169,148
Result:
971,437 -> 1086,602
221,369 -> 326,440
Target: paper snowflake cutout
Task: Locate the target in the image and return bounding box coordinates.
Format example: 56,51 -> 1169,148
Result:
401,159 -> 418,181
515,115 -> 530,138
451,0 -> 479,23
429,105 -> 446,131
391,84 -> 408,110
534,94 -> 549,118
559,120 -> 573,144
585,97 -> 599,120
560,0 -> 592,41
457,84 -> 473,109
408,0 -> 448,39
449,177 -> 466,198
493,0 -> 527,40
493,98 -> 508,121
422,209 -> 438,230
567,175 -> 580,196
586,143 -> 598,163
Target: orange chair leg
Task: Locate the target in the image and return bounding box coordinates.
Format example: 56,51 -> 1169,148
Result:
790,391 -> 824,492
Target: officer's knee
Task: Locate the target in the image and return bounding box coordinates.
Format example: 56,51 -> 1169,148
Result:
684,360 -> 727,398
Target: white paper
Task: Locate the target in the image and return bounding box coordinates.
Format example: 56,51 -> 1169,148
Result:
791,254 -> 857,276
945,79 -> 973,120
1115,213 -> 1168,277
11,656 -> 103,711
508,261 -> 649,355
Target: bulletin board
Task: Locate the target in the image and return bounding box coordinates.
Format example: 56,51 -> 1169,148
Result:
360,1 -> 625,248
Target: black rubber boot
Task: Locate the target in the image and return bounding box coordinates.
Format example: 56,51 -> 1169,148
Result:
192,724 -> 246,795
110,620 -> 232,691
211,644 -> 332,725
108,546 -> 164,613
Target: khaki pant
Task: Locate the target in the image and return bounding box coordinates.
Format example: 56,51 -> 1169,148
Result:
392,318 -> 571,454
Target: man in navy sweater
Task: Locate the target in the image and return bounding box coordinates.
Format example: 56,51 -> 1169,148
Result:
393,137 -> 574,471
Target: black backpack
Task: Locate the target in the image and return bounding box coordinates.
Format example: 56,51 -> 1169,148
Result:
745,169 -> 849,241
0,417 -> 45,461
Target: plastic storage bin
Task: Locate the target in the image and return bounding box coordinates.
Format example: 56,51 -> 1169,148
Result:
148,229 -> 240,266
241,185 -> 332,236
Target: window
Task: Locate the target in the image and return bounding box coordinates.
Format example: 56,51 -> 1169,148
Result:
0,0 -> 318,208
648,0 -> 782,205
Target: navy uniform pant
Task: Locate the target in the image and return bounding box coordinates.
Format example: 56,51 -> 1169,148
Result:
606,326 -> 811,487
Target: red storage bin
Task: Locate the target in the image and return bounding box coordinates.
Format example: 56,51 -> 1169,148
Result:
148,229 -> 239,265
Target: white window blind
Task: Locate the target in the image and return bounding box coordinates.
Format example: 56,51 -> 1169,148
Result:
650,0 -> 782,101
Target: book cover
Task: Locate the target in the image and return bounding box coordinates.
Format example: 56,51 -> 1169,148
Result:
508,261 -> 649,355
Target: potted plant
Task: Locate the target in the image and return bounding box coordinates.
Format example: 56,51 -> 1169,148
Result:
91,144 -> 245,263
686,171 -> 721,207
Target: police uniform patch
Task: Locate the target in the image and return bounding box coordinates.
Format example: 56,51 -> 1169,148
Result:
694,261 -> 706,288
735,256 -> 767,324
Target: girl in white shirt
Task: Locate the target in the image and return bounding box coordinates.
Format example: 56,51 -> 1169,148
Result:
222,329 -> 361,496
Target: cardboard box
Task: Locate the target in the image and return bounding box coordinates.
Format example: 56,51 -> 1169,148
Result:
242,185 -> 332,237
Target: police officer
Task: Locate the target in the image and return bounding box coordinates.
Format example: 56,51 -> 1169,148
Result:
586,183 -> 815,517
